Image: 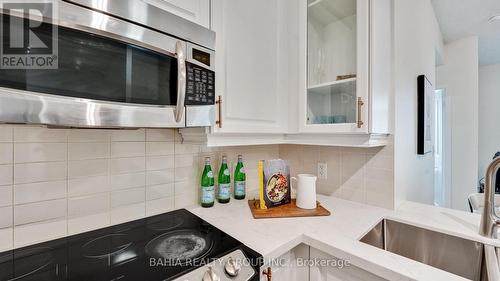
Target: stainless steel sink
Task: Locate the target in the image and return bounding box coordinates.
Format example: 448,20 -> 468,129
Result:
360,219 -> 500,281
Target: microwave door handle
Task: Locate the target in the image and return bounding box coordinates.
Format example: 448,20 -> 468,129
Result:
175,41 -> 186,123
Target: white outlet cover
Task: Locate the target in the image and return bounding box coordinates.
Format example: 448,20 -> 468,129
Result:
318,163 -> 327,179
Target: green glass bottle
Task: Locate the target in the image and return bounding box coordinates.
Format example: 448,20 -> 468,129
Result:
217,156 -> 231,203
234,155 -> 246,200
200,157 -> 215,208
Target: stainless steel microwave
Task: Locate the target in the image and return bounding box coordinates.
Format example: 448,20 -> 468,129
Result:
0,0 -> 216,128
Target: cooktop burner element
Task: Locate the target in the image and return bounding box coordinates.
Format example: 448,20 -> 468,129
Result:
147,215 -> 184,231
145,230 -> 213,262
0,209 -> 262,281
81,233 -> 132,259
0,239 -> 67,281
9,247 -> 55,280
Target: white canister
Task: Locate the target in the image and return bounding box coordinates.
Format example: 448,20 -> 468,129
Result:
292,174 -> 317,209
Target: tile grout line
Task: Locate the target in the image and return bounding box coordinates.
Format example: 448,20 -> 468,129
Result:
10,126 -> 14,250
65,130 -> 69,236
143,130 -> 147,217
173,130 -> 178,209
108,132 -> 112,227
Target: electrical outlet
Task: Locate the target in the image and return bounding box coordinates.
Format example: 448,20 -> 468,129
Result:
318,163 -> 327,179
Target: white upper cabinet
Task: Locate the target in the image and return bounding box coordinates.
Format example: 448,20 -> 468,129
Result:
142,0 -> 210,28
182,0 -> 392,146
299,0 -> 370,134
298,0 -> 391,134
210,0 -> 291,134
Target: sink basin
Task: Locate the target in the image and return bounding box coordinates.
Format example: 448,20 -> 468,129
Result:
360,219 -> 500,281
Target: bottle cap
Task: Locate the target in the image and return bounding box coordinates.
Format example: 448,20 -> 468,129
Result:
222,155 -> 227,163
204,157 -> 211,164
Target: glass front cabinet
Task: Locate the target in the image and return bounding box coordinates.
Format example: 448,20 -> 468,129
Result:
299,0 -> 382,134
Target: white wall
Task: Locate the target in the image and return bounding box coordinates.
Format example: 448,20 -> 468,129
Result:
393,0 -> 443,207
436,37 -> 479,211
478,64 -> 500,180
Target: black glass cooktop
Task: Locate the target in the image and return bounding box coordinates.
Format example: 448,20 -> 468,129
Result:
0,209 -> 262,281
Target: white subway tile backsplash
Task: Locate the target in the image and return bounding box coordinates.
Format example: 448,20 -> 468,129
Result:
111,142 -> 145,158
14,143 -> 67,163
341,175 -> 365,191
174,192 -> 198,209
366,190 -> 394,209
14,219 -> 66,248
0,228 -> 12,251
365,168 -> 393,183
68,193 -> 109,218
68,129 -> 110,142
1,125 -> 393,251
111,187 -> 145,208
341,153 -> 366,183
146,129 -> 175,142
68,142 -> 110,160
14,180 -> 66,204
146,197 -> 174,216
319,148 -> 341,164
14,199 -> 66,225
340,187 -> 365,203
146,169 -> 174,186
68,175 -> 109,197
146,183 -> 175,200
68,212 -> 109,235
146,156 -> 175,171
110,157 -> 145,174
110,203 -> 145,224
0,127 -> 13,143
175,155 -> 195,168
110,129 -> 145,142
0,143 -> 12,164
366,178 -> 394,195
14,127 -> 67,142
366,154 -> 394,171
0,186 -> 12,207
146,142 -> 174,156
174,143 -> 201,154
175,181 -> 196,196
68,159 -> 109,179
14,162 -> 66,184
283,143 -> 394,209
110,172 -> 145,191
175,167 -> 196,182
0,206 -> 12,228
0,125 -> 284,251
0,165 -> 13,186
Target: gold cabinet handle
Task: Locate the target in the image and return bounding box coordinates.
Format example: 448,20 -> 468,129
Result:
262,267 -> 272,281
215,95 -> 222,128
357,97 -> 364,128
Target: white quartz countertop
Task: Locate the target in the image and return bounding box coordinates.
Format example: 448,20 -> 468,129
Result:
189,195 -> 500,281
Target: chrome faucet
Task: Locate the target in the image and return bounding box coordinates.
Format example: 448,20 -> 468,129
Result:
479,157 -> 500,238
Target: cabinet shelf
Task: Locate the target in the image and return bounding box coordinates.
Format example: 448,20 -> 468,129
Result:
307,0 -> 356,26
307,78 -> 356,95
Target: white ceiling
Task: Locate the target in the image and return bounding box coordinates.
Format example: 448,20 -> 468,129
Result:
431,0 -> 500,65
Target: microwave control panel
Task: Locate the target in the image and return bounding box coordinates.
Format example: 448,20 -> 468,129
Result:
185,62 -> 215,105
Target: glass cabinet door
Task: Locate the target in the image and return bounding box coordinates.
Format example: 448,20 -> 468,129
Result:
307,0 -> 358,125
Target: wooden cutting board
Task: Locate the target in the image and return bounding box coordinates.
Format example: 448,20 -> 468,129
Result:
247,199 -> 331,219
